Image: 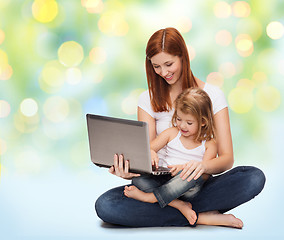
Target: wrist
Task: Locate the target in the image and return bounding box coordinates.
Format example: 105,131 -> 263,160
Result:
202,161 -> 210,174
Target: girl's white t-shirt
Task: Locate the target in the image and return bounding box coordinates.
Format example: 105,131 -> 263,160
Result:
165,131 -> 206,166
137,83 -> 228,167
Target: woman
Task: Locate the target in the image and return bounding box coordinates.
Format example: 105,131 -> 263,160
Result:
95,28 -> 265,228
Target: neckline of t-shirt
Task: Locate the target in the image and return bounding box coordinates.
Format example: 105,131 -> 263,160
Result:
177,131 -> 203,151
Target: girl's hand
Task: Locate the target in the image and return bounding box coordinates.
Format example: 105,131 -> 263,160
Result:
168,164 -> 185,176
179,160 -> 207,182
151,149 -> 159,169
109,154 -> 140,179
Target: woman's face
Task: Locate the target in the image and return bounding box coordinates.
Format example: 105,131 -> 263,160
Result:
150,52 -> 182,86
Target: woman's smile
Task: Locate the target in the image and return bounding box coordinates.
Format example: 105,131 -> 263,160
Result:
164,73 -> 174,81
150,52 -> 182,86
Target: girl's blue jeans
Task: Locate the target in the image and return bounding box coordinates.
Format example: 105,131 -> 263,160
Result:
95,166 -> 265,227
132,172 -> 205,208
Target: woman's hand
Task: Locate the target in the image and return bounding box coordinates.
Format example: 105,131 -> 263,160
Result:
108,154 -> 141,180
179,160 -> 207,182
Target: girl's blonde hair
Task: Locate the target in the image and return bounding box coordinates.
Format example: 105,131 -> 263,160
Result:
172,88 -> 216,142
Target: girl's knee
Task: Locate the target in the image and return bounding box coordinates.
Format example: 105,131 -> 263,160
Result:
132,175 -> 157,192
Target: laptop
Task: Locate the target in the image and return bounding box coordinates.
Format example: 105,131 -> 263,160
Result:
86,114 -> 170,175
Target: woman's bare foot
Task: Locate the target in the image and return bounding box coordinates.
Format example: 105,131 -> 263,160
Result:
124,185 -> 157,203
198,211 -> 243,229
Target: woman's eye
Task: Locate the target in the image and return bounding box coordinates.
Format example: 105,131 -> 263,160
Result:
187,122 -> 192,125
176,118 -> 181,121
153,65 -> 160,69
166,63 -> 173,67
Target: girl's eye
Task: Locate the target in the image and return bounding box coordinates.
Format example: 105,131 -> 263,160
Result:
166,63 -> 173,67
176,118 -> 181,121
187,122 -> 192,125
153,65 -> 160,69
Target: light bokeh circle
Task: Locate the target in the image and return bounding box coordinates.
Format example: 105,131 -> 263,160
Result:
20,98 -> 39,117
266,21 -> 284,40
32,0 -> 59,23
43,96 -> 69,122
58,41 -> 84,67
255,86 -> 281,112
0,100 -> 11,118
228,87 -> 254,114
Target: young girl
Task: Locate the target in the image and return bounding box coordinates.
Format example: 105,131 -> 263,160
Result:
124,87 -> 218,226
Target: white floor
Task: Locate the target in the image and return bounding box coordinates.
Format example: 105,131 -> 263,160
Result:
0,163 -> 283,240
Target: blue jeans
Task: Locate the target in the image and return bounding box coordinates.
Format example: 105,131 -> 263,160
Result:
132,173 -> 205,208
95,166 -> 265,227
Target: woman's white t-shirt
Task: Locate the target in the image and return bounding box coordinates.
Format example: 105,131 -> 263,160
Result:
137,83 -> 228,167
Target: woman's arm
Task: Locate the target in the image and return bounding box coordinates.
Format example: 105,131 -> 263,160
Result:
204,107 -> 234,174
137,107 -> 156,141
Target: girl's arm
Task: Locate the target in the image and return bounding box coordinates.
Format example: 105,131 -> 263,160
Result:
150,127 -> 176,168
202,139 -> 218,162
150,127 -> 175,152
138,106 -> 177,151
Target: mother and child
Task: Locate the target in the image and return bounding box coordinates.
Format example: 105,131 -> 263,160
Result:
95,27 -> 266,228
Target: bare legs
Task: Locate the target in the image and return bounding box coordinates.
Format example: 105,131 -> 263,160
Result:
124,185 -> 243,229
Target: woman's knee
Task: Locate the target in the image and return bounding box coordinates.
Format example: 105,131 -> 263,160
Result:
233,166 -> 266,197
246,166 -> 266,196
95,193 -> 112,222
95,186 -> 125,223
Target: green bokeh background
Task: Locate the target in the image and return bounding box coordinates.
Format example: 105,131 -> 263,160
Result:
0,0 -> 283,239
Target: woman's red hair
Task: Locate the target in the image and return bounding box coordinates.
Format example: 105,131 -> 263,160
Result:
145,28 -> 197,112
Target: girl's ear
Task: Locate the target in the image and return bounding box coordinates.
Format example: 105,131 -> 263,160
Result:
172,116 -> 177,127
201,117 -> 207,127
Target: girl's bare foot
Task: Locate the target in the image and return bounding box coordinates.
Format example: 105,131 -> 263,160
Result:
175,201 -> 197,225
124,185 -> 157,203
198,211 -> 243,229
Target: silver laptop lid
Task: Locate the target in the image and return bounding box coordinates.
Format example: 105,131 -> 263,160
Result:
86,114 -> 153,174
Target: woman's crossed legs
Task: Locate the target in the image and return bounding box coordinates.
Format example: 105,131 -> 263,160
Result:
125,172 -> 243,228
96,166 -> 266,228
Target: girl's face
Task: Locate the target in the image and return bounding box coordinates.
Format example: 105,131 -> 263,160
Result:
150,52 -> 182,86
175,109 -> 199,138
